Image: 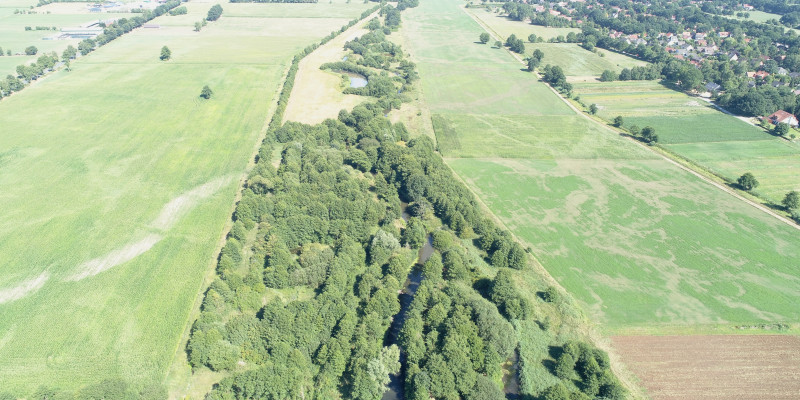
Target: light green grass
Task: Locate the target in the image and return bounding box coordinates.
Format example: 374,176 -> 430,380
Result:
724,10 -> 782,23
434,113 -> 655,159
668,140 -> 800,201
530,43 -> 646,77
574,80 -> 800,201
401,1 -> 571,117
466,6 -> 579,40
451,157 -> 800,330
404,0 -> 800,334
0,3 -> 368,396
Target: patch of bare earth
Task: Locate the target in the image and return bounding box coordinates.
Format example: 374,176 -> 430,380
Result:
612,335 -> 800,399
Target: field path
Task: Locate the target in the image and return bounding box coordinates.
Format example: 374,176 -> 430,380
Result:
463,6 -> 800,232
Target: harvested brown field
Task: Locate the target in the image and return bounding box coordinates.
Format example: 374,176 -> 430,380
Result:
612,335 -> 800,399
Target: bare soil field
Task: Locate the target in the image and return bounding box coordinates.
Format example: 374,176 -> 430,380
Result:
611,335 -> 800,399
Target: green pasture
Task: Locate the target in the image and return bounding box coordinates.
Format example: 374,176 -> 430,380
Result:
401,0 -> 571,116
669,140 -> 800,201
403,0 -> 800,333
0,2 -> 367,395
574,80 -> 800,201
451,157 -> 800,330
434,113 -> 655,160
530,43 -> 646,77
465,6 -> 579,40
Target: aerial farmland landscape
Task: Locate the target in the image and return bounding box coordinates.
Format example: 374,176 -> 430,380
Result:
0,0 -> 798,398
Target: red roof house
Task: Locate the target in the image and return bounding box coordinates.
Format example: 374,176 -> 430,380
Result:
768,110 -> 799,127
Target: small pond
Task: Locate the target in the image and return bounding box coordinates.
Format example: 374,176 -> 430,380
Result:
343,71 -> 368,88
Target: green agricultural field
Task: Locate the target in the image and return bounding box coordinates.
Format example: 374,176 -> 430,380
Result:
450,158 -> 800,329
465,6 -> 579,40
0,1 -> 369,396
530,43 -> 646,77
403,0 -> 800,334
574,80 -> 800,201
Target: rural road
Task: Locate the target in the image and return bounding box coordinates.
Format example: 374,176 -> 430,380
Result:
464,8 -> 800,232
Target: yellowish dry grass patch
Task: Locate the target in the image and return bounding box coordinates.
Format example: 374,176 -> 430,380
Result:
283,11 -> 379,124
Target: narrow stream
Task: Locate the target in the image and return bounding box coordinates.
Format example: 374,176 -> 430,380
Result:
382,219 -> 433,399
503,348 -> 521,399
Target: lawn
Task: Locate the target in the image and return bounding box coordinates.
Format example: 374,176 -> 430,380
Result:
465,6 -> 580,40
0,2 -> 369,396
574,80 -> 800,201
403,0 -> 800,334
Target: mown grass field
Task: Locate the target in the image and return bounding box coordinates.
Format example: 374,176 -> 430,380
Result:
0,0 -> 369,395
403,0 -> 800,333
575,80 -> 800,201
465,6 -> 579,40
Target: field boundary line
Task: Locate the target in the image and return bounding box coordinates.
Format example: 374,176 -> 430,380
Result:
462,6 -> 799,232
164,59 -> 293,396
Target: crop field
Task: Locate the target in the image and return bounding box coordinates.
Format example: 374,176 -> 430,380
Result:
612,335 -> 800,399
404,0 -> 800,332
529,43 -> 646,77
465,6 -> 579,40
575,80 -> 800,201
450,158 -> 800,328
0,0 -> 369,395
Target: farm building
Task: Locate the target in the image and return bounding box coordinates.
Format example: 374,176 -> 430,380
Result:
767,110 -> 799,127
705,82 -> 721,92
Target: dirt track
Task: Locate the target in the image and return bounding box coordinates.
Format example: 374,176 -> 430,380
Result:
612,335 -> 800,399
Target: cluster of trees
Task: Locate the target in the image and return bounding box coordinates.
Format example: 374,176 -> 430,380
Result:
0,50 -> 61,98
184,6 -> 626,400
717,84 -> 798,117
527,48 -> 544,72
505,34 -> 525,54
383,5 -> 402,29
206,4 -> 223,21
322,11 -> 418,103
399,281 -> 516,399
541,64 -> 572,95
189,99 -> 532,398
783,191 -> 800,221
600,64 -> 662,82
168,6 -> 187,15
543,341 -> 626,399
